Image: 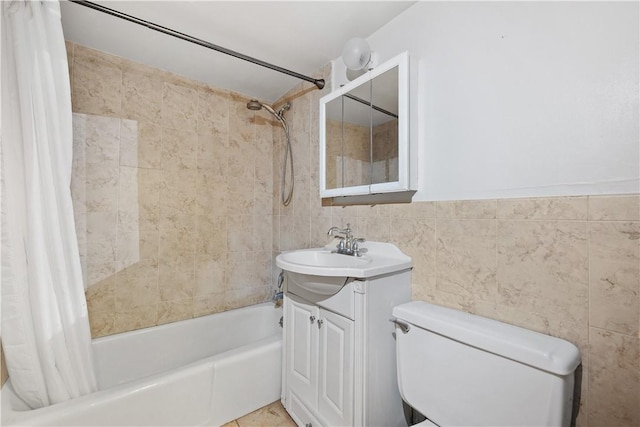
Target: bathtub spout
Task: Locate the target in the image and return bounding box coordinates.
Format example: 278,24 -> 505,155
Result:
273,291 -> 283,308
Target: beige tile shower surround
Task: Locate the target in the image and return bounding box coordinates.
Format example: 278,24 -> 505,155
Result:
66,42 -> 638,426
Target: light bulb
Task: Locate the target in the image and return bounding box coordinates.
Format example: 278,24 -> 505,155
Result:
341,37 -> 371,71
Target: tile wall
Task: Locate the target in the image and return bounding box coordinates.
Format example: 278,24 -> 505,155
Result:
275,79 -> 639,426
67,41 -> 638,426
67,42 -> 275,336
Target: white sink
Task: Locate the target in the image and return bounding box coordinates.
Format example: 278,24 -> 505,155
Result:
281,250 -> 371,268
276,241 -> 412,278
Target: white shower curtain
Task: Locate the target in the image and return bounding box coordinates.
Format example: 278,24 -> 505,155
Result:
1,0 -> 98,408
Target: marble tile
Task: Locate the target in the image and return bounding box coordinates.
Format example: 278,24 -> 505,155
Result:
229,95 -> 256,142
589,194 -> 640,221
292,215 -> 311,249
117,166 -> 140,215
227,215 -> 255,252
425,288 -> 478,314
157,298 -> 193,325
72,47 -> 122,117
197,131 -> 228,174
114,259 -> 159,310
86,211 -> 117,286
309,216 -> 334,247
272,215 -> 282,253
138,168 -> 162,227
226,285 -> 271,311
197,88 -> 230,135
436,219 -> 497,302
402,245 -> 436,290
84,163 -> 119,213
84,114 -> 121,165
85,276 -> 115,313
226,251 -> 259,290
158,262 -> 194,302
194,253 -> 227,297
292,178 -> 311,219
255,190 -> 273,218
161,127 -> 197,171
497,196 -> 587,220
119,122 -> 163,169
255,255 -> 273,286
388,201 -> 437,219
117,225 -> 159,270
226,189 -> 254,217
254,214 -> 273,252
121,64 -> 162,124
196,171 -> 228,217
496,220 -> 588,321
159,169 -> 197,229
588,328 -> 640,427
196,214 -> 227,256
360,215 -> 391,242
436,199 -> 497,219
478,300 -> 589,355
290,97 -> 311,136
228,138 -> 255,181
389,217 -> 435,249
158,226 -> 196,267
588,221 -> 640,336
114,304 -> 157,334
118,119 -> 139,167
193,292 -> 227,317
88,309 -> 116,338
161,82 -> 198,131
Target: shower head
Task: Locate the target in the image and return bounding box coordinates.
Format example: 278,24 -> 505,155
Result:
247,99 -> 277,117
247,100 -> 289,131
247,100 -> 262,111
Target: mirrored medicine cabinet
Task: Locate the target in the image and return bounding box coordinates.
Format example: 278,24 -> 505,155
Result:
319,51 -> 414,200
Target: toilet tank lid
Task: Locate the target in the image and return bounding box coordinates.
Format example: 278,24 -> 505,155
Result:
393,301 -> 581,375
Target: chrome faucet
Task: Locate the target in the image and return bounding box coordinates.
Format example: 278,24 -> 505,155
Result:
327,223 -> 365,256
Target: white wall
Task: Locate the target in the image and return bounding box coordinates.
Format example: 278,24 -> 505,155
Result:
334,2 -> 639,201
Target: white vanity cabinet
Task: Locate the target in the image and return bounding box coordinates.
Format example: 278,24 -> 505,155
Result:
281,270 -> 411,427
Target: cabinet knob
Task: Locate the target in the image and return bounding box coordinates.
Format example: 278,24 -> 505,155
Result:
309,315 -> 316,323
317,319 -> 324,328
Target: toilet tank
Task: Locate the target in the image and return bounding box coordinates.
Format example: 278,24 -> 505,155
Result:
392,301 -> 581,427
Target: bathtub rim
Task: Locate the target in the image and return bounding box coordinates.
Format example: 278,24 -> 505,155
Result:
1,302 -> 283,426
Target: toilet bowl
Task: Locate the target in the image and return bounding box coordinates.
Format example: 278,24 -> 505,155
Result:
392,301 -> 581,427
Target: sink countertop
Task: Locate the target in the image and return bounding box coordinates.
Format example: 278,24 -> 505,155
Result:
275,241 -> 412,278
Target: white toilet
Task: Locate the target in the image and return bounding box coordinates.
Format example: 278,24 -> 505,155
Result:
392,301 -> 581,427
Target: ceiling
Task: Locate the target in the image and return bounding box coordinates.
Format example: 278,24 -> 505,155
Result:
60,1 -> 415,102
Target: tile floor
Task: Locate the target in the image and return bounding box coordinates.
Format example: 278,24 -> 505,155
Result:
222,401 -> 296,427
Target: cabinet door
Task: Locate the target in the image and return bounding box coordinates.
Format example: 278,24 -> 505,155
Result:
318,308 -> 354,426
286,294 -> 319,408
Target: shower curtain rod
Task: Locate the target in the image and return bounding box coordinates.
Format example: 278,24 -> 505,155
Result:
68,0 -> 326,90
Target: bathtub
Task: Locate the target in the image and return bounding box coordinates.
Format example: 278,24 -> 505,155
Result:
1,303 -> 283,426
